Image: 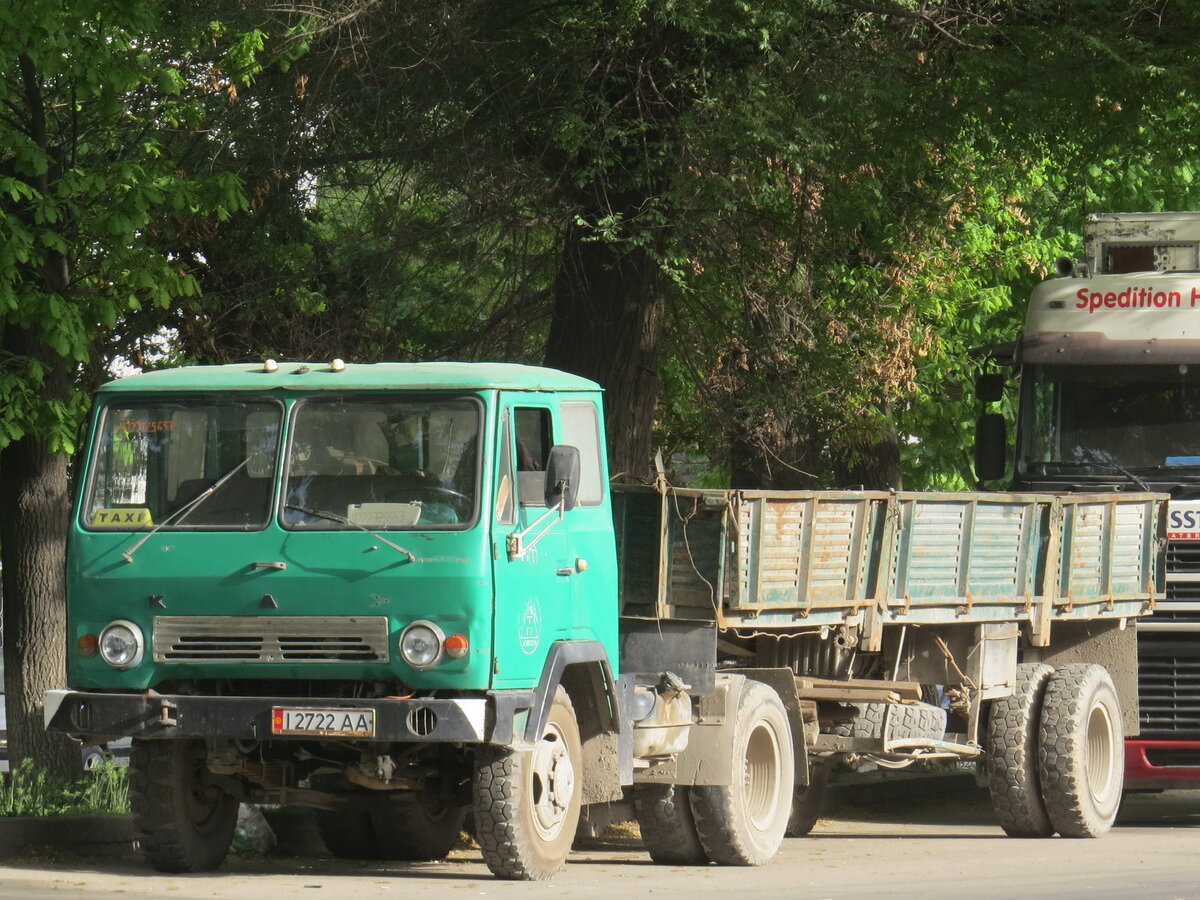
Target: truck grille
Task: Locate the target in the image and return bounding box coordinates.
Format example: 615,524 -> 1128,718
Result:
1137,537 -> 1200,737
153,616 -> 390,664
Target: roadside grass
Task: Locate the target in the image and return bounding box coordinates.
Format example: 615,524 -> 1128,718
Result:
0,758 -> 129,817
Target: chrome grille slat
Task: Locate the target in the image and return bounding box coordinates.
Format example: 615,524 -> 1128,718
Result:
153,616 -> 390,664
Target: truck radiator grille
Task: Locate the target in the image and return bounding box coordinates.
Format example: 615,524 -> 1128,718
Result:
1137,651 -> 1200,735
153,616 -> 390,664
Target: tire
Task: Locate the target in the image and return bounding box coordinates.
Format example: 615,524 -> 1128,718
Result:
372,801 -> 469,861
473,686 -> 583,880
81,746 -> 106,772
832,701 -> 947,742
129,739 -> 238,873
785,764 -> 829,838
316,810 -> 385,860
986,662 -> 1055,837
632,783 -> 708,864
689,680 -> 794,866
1038,663 -> 1124,838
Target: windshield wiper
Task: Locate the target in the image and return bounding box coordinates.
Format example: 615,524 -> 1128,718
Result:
284,504 -> 417,563
1038,457 -> 1152,492
122,459 -> 250,563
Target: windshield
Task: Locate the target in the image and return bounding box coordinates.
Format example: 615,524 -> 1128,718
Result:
1018,364 -> 1200,478
282,396 -> 480,530
84,398 -> 281,530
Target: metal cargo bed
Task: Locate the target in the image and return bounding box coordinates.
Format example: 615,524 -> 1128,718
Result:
613,486 -> 1165,647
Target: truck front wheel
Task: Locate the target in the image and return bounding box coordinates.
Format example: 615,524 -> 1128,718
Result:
473,686 -> 582,880
690,680 -> 794,865
129,739 -> 238,873
1038,663 -> 1124,838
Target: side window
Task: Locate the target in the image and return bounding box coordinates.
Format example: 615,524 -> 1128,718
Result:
515,407 -> 552,507
495,411 -> 516,525
560,402 -> 603,505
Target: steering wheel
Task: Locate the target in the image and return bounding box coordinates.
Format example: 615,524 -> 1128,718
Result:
387,486 -> 473,520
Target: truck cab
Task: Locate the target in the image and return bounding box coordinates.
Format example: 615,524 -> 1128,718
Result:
996,212 -> 1200,788
48,361 -> 621,877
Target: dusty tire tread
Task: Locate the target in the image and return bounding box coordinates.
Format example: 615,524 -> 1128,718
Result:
129,740 -> 237,873
986,662 -> 1055,837
689,680 -> 793,867
1038,663 -> 1123,839
633,784 -> 708,864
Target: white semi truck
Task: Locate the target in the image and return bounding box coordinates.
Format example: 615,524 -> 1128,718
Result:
979,211 -> 1200,790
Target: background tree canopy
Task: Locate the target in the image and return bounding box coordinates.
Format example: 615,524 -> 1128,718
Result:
5,0 -> 1200,768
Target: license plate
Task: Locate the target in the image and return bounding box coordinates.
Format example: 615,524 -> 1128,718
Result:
270,707 -> 376,737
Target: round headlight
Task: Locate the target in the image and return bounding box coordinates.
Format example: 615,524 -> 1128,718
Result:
400,620 -> 445,670
98,620 -> 144,669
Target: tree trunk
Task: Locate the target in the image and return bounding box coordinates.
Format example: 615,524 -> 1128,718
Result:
833,408 -> 903,491
544,212 -> 664,484
0,430 -> 79,777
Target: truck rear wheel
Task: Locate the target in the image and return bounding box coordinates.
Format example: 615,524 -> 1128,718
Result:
785,763 -> 829,837
129,739 -> 238,873
473,686 -> 582,880
315,810 -> 384,859
372,801 -> 469,860
633,783 -> 709,864
1038,663 -> 1124,838
690,680 -> 794,866
986,662 -> 1055,837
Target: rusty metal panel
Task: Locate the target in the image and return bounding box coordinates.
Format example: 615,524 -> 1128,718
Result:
611,485 -> 1163,635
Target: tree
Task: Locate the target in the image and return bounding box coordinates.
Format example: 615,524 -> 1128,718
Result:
0,0 -> 247,773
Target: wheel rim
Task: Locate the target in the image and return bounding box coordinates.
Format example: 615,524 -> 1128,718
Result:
529,721 -> 576,840
743,718 -> 783,830
1085,700 -> 1116,801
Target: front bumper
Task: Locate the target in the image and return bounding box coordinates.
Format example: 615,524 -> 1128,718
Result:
1125,740 -> 1200,790
44,689 -> 536,747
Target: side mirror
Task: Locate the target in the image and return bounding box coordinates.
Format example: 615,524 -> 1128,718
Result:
975,413 -> 1007,483
975,372 -> 1005,404
544,445 -> 581,511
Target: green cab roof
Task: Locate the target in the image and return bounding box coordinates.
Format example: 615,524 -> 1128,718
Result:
98,361 -> 602,394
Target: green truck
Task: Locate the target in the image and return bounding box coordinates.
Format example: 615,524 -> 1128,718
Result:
46,361 -> 1163,878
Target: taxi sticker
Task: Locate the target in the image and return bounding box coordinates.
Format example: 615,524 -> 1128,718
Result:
92,508 -> 154,528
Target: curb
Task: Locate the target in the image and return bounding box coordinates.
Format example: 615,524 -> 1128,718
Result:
0,814 -> 136,860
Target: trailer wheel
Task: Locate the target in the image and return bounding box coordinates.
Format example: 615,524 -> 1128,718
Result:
1038,663 -> 1124,838
373,801 -> 469,861
129,739 -> 238,873
473,686 -> 582,880
632,784 -> 709,864
985,662 -> 1055,837
690,680 -> 794,866
785,763 -> 829,838
316,810 -> 384,859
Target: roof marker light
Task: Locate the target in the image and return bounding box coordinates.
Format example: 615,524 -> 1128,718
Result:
263,359 -> 279,373
330,358 -> 346,372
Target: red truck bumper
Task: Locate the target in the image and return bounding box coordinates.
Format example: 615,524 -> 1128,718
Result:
1125,740 -> 1200,790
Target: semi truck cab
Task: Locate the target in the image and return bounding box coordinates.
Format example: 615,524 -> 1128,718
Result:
987,212 -> 1200,788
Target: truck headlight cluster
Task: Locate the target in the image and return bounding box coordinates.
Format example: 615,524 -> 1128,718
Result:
399,620 -> 469,670
98,620 -> 144,669
400,620 -> 445,670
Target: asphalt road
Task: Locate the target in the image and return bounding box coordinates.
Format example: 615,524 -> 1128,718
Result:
0,788 -> 1197,900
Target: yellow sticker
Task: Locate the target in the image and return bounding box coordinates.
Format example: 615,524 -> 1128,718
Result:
91,508 -> 154,528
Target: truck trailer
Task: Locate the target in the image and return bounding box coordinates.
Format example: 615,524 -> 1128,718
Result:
979,211 -> 1200,791
45,361 -> 1162,878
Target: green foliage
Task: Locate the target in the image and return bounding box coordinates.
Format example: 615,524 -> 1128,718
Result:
0,759 -> 129,817
0,0 -> 253,452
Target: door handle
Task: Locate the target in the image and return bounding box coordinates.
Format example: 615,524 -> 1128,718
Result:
251,561 -> 287,571
555,567 -> 575,577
